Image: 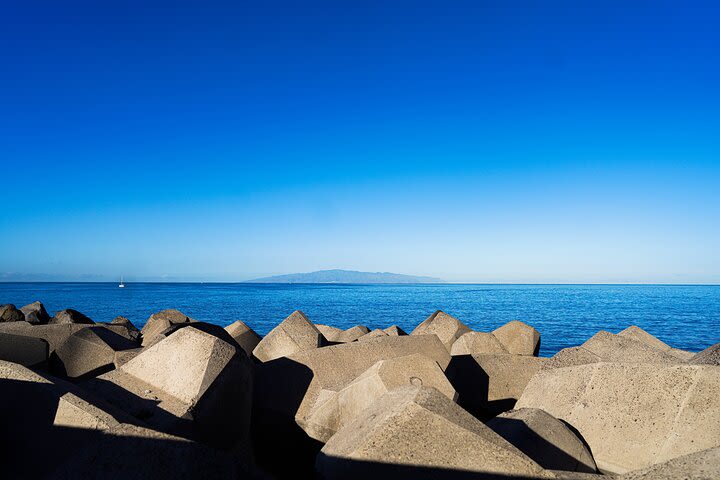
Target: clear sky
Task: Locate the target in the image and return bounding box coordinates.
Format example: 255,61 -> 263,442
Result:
1,1 -> 719,283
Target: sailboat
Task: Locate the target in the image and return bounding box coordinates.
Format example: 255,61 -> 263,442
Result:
119,276 -> 125,288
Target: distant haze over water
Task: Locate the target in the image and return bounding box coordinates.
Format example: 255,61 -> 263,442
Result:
1,283 -> 718,356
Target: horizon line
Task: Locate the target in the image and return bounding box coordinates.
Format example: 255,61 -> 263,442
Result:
1,281 -> 719,286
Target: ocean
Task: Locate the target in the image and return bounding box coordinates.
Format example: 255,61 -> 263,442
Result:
1,282 -> 718,357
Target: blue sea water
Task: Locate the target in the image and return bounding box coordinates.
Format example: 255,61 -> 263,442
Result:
1,283 -> 718,357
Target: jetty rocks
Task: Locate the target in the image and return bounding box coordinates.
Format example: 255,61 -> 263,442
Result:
0,303 -> 718,479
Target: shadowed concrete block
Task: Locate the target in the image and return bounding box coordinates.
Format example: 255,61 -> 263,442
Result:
0,332 -> 48,367
0,360 -> 140,478
50,309 -> 94,325
450,331 -> 508,356
446,354 -> 546,419
316,385 -> 545,479
358,328 -> 388,342
516,362 -> 720,474
100,323 -> 139,340
140,309 -> 193,346
253,310 -> 324,361
252,335 -> 450,477
0,322 -> 91,353
487,408 -> 597,473
383,325 -> 407,336
225,319 -> 261,356
493,320 -> 541,356
53,326 -> 139,378
411,310 -> 471,351
617,446 -> 720,480
0,360 -> 131,427
690,342 -> 720,366
51,423 -> 240,479
0,304 -> 24,322
85,326 -> 253,452
20,301 -> 50,324
106,316 -> 141,341
618,326 -> 693,361
304,353 -> 457,442
143,321 -> 241,350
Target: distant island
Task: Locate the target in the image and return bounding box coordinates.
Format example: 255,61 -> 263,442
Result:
245,269 -> 444,284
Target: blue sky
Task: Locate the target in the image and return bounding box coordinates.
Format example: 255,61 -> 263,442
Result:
1,1 -> 719,283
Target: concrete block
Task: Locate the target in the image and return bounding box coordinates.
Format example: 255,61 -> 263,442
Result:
316,385 -> 545,479
411,310 -> 471,352
253,310 -> 324,361
224,319 -> 261,356
516,362 -> 720,473
493,320 -> 541,356
304,353 -> 457,442
487,408 -> 597,473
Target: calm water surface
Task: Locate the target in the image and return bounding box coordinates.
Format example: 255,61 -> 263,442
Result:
1,283 -> 718,356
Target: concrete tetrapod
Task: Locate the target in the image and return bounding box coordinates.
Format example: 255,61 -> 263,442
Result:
581,331 -> 685,364
316,385 -> 546,480
50,309 -> 94,325
316,324 -> 370,343
316,324 -> 344,342
139,309 -> 194,346
617,325 -> 694,361
50,423 -> 241,479
224,319 -> 262,356
335,325 -> 371,343
0,304 -> 25,322
542,331 -> 684,370
445,353 -> 547,419
411,310 -> 471,352
0,321 -> 133,354
253,310 -> 324,361
0,332 -> 49,367
541,347 -> 603,370
297,336 -> 450,429
383,325 -> 407,336
83,326 -> 253,455
20,301 -> 51,324
255,334 -> 452,428
357,328 -> 389,342
53,326 -> 140,378
487,408 -> 597,473
252,334 -> 451,478
492,320 -> 541,356
304,353 -> 457,442
0,360 -> 138,478
106,316 -> 141,341
450,331 -> 508,356
142,321 -> 241,350
516,362 -> 720,474
690,342 -> 720,366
